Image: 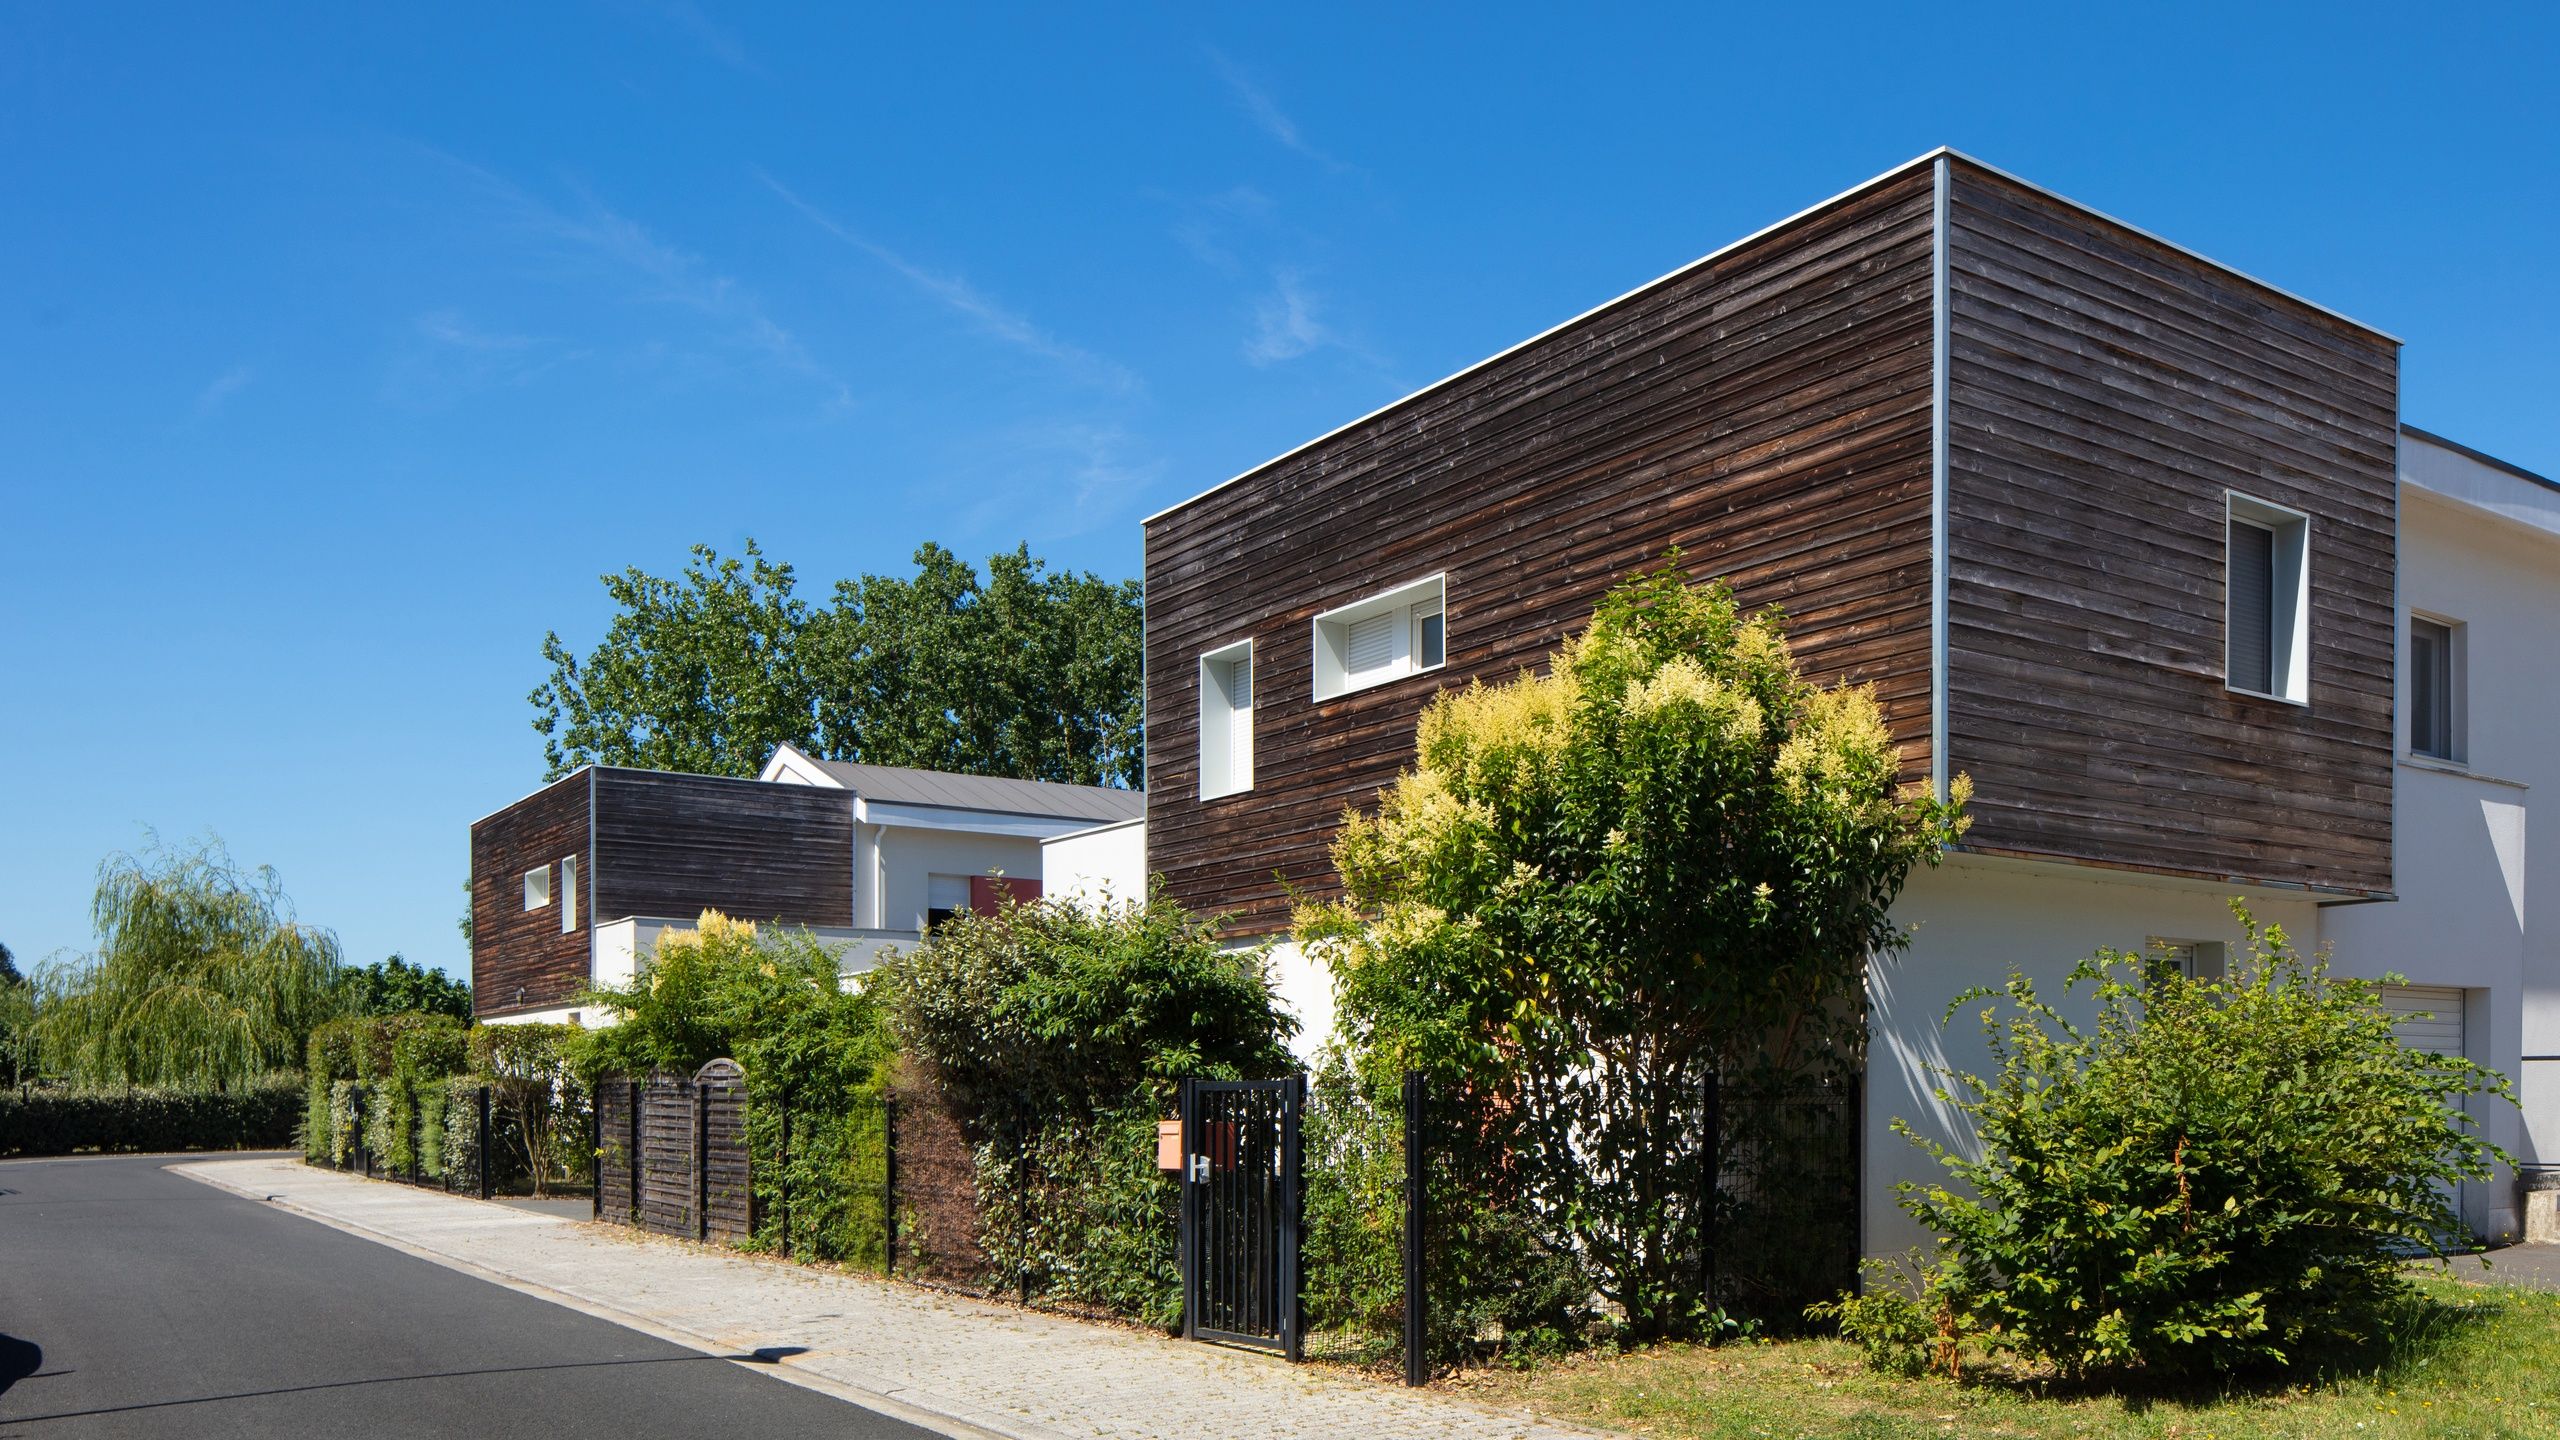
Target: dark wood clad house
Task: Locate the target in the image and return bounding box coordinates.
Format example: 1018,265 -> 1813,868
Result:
469,768 -> 854,1019
1142,150 -> 2398,934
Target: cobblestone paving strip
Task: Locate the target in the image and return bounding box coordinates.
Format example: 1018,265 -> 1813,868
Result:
177,1157 -> 1605,1440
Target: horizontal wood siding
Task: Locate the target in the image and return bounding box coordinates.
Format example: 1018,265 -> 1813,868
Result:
590,769 -> 855,928
469,772 -> 591,1019
1941,161 -> 2398,893
1145,167 -> 1939,932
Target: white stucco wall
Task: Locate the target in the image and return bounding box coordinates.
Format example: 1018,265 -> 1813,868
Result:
2325,461 -> 2558,1188
1039,818 -> 1149,907
859,824 -> 1045,932
1868,856 -> 2326,1258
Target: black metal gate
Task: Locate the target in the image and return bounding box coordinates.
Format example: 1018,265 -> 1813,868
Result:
1179,1075 -> 1303,1358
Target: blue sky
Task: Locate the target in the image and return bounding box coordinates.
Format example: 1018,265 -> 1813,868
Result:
4,3 -> 2555,981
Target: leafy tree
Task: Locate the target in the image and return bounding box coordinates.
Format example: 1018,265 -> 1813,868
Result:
342,954 -> 472,1021
1896,906 -> 2513,1378
0,945 -> 33,1088
530,539 -> 1142,787
1298,558 -> 1968,1340
36,839 -> 345,1091
0,941 -> 18,986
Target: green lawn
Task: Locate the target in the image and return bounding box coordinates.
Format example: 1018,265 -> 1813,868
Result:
1450,1273 -> 2560,1440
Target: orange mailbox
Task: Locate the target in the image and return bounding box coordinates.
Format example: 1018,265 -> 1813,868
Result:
1155,1118 -> 1183,1172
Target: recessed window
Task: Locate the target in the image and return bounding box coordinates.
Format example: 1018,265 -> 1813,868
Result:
2147,937 -> 2227,984
1313,574 -> 1447,701
559,854 -> 579,932
2225,494 -> 2310,704
1198,640 -> 1254,799
2409,615 -> 2464,763
522,865 -> 551,911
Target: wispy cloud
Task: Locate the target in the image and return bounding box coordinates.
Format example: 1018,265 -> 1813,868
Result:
384,309 -> 588,405
1206,47 -> 1351,172
423,147 -> 852,412
641,0 -> 760,75
756,169 -> 1142,397
946,421 -> 1166,541
1245,269 -> 1330,364
191,365 -> 253,420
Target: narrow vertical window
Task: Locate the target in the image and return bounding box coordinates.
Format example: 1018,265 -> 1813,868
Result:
1198,640 -> 1254,799
559,854 -> 579,932
2409,616 -> 2462,762
2225,494 -> 2310,703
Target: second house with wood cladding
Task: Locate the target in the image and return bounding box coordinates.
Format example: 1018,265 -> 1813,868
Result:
1117,148 -> 2559,1257
468,743 -> 1142,1025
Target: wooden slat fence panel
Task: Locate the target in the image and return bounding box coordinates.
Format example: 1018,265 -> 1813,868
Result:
597,1061 -> 756,1245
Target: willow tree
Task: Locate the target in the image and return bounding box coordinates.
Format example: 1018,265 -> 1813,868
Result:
1299,559 -> 1968,1339
36,840 -> 345,1090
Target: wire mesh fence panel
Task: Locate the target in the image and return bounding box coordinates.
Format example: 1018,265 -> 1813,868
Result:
1298,1069 -> 1409,1370
1710,1074 -> 1861,1323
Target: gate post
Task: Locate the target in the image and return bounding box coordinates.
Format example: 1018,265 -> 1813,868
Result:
1701,1071 -> 1722,1308
1178,1076 -> 1197,1343
695,1078 -> 711,1242
882,1093 -> 900,1277
591,1084 -> 603,1221
1402,1069 -> 1425,1386
627,1080 -> 642,1221
1282,1072 -> 1305,1364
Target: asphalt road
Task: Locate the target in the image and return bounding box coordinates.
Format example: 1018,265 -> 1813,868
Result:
0,1153 -> 933,1439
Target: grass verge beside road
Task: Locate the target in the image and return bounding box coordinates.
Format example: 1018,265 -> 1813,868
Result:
1450,1272 -> 2560,1440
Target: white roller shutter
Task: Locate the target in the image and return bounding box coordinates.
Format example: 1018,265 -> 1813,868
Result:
2379,984 -> 2467,1061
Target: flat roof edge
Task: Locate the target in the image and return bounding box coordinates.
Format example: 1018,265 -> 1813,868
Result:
1144,146 -> 2399,529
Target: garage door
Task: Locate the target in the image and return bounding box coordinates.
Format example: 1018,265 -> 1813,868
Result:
2379,984 -> 2467,1061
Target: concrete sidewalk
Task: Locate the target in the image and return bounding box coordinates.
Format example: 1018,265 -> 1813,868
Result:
177,1157 -> 1599,1440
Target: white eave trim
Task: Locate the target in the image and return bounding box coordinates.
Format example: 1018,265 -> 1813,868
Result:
1144,146 -> 2397,529
760,742 -> 843,787
855,798 -> 1116,840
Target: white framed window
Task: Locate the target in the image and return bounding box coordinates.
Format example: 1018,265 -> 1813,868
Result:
522,865 -> 551,911
559,854 -> 579,932
2146,937 -> 2227,983
2224,493 -> 2310,704
1312,574 -> 1447,701
2408,614 -> 2465,763
1198,640 -> 1254,799
925,872 -> 971,931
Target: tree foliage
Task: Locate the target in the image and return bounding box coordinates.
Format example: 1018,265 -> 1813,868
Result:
1896,906 -> 2514,1378
36,839 -> 346,1091
343,954 -> 472,1021
1299,558 -> 1967,1339
530,539 -> 1143,787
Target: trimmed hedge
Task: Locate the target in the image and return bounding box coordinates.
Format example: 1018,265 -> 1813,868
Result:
0,1078 -> 304,1156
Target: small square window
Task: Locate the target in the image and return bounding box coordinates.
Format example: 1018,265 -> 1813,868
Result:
1312,574 -> 1448,700
523,865 -> 551,910
2409,616 -> 2464,763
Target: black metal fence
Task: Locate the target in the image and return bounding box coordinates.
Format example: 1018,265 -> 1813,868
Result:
1291,1068 -> 1861,1383
330,1078 -> 594,1201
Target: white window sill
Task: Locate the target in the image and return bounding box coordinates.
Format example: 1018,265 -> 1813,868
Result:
2399,753 -> 2528,791
2223,684 -> 2309,709
1316,661 -> 1447,704
1198,783 -> 1254,802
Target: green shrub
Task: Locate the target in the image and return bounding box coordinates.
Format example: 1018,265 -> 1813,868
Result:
883,888 -> 1296,1326
1805,1255 -> 1966,1378
882,886 -> 1295,1137
575,912 -> 893,1255
974,1105 -> 1182,1326
1898,904 -> 2513,1378
0,1078 -> 303,1155
470,1022 -> 590,1195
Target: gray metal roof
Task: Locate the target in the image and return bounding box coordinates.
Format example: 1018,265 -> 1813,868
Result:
804,757 -> 1144,823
